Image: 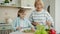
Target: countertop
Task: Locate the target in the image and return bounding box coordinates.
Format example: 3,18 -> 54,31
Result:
24,32 -> 33,34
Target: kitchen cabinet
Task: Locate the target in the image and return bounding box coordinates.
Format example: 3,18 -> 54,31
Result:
0,24 -> 13,34
0,0 -> 35,9
15,0 -> 35,9
0,24 -> 12,30
20,0 -> 35,8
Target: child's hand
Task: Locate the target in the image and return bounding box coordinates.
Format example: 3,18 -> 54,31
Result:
16,27 -> 22,30
35,22 -> 40,25
31,27 -> 35,32
46,21 -> 52,27
32,22 -> 40,26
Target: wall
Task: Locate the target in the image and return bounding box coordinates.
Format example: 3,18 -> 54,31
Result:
50,0 -> 55,21
47,0 -> 60,33
55,0 -> 60,33
0,7 -> 33,23
43,0 -> 50,10
0,7 -> 19,23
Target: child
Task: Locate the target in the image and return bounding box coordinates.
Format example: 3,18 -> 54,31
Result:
12,8 -> 35,32
29,0 -> 54,29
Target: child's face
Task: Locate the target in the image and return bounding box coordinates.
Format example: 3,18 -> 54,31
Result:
35,2 -> 43,11
19,12 -> 26,19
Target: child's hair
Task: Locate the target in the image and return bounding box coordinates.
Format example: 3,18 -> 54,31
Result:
34,0 -> 44,8
17,8 -> 25,17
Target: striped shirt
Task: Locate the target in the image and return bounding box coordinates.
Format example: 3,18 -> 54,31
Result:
29,9 -> 54,27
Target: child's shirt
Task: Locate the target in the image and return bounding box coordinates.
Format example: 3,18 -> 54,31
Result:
12,17 -> 34,31
29,9 -> 54,28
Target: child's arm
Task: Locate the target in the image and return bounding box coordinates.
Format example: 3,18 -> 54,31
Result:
31,22 -> 40,26
31,27 -> 35,32
46,11 -> 54,27
27,19 -> 35,32
29,23 -> 35,32
12,19 -> 18,30
29,12 -> 33,22
12,18 -> 22,31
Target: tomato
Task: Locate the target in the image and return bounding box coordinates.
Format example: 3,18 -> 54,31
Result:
49,29 -> 56,34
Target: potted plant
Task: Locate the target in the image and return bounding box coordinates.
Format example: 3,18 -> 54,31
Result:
4,0 -> 9,3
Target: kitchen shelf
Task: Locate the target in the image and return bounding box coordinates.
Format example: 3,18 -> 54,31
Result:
0,4 -> 20,8
0,5 -> 33,9
21,6 -> 34,9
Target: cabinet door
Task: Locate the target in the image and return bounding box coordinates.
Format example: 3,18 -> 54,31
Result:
11,0 -> 35,7
11,0 -> 21,7
0,0 -> 4,3
21,0 -> 35,7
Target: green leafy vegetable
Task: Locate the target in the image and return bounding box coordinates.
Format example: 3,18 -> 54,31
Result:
23,29 -> 32,33
34,25 -> 48,34
4,0 -> 9,3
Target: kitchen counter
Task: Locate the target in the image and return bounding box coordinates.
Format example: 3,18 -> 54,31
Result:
0,24 -> 13,34
0,24 -> 13,30
10,32 -> 34,34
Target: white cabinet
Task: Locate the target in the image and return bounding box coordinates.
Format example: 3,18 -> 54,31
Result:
21,0 -> 35,8
0,0 -> 35,9
17,0 -> 35,8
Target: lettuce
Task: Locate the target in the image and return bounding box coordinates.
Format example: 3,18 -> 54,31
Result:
34,25 -> 48,34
